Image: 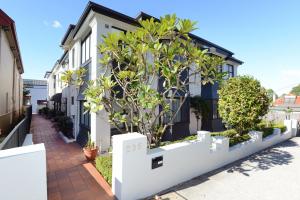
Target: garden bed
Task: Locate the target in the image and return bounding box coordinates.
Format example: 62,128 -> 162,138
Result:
257,122 -> 287,138
95,155 -> 112,186
158,130 -> 251,148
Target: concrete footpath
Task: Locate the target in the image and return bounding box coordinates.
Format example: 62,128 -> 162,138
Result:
160,137 -> 300,200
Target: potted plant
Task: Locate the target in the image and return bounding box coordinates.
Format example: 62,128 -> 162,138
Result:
83,132 -> 99,161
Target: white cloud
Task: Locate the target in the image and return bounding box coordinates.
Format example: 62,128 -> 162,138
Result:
52,20 -> 62,28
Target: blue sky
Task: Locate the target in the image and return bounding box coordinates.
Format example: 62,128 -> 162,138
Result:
1,0 -> 300,95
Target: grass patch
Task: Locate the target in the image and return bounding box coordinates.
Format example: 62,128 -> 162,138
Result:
95,155 -> 112,186
211,129 -> 251,147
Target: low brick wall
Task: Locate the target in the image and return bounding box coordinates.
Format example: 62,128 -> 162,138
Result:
112,120 -> 298,200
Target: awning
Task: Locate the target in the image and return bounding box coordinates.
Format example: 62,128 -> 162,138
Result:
50,93 -> 62,102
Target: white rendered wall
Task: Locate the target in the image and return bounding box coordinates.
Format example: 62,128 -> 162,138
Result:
28,85 -> 47,113
112,120 -> 297,200
0,144 -> 47,200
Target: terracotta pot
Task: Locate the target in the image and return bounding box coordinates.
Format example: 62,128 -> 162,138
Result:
83,147 -> 99,161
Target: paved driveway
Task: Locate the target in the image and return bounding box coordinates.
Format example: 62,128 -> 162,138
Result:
160,137 -> 300,200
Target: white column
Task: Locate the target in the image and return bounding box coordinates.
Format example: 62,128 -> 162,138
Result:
112,133 -> 147,200
89,16 -> 111,152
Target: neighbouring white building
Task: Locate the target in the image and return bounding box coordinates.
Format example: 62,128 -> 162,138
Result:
23,79 -> 47,114
0,9 -> 24,134
45,1 -> 243,151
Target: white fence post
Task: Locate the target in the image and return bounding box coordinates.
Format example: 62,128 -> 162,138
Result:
291,119 -> 298,137
112,133 -> 147,200
284,120 -> 292,134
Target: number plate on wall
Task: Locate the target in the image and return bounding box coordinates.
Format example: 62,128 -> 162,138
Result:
152,156 -> 163,169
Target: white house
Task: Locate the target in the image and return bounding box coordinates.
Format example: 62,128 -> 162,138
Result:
45,1 -> 243,151
0,9 -> 24,134
23,79 -> 47,114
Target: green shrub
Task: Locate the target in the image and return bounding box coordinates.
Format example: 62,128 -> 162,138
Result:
218,76 -> 270,135
39,107 -> 49,115
261,127 -> 274,138
273,124 -> 287,133
95,155 -> 112,186
257,121 -> 287,138
46,109 -> 56,119
55,116 -> 73,138
211,129 -> 251,147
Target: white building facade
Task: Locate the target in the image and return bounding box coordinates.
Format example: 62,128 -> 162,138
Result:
45,2 -> 243,151
23,79 -> 47,114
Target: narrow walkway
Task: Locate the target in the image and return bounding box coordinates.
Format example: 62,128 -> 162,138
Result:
161,137 -> 300,200
31,115 -> 113,200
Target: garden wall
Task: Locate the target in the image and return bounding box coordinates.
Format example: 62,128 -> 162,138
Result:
112,120 -> 298,200
0,144 -> 47,200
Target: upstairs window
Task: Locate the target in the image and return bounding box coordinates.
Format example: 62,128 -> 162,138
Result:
81,33 -> 91,64
72,48 -> 75,68
53,75 -> 56,88
228,64 -> 234,78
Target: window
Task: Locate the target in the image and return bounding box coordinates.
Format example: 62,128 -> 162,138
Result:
71,96 -> 74,105
212,100 -> 220,119
80,101 -> 90,129
228,64 -> 234,78
164,98 -> 182,124
81,33 -> 91,64
72,48 -> 75,68
218,66 -> 223,73
53,75 -> 56,88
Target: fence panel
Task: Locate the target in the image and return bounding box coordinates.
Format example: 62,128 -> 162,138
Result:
0,106 -> 32,150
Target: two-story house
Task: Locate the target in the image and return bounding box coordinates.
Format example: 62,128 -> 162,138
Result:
46,1 -> 243,151
0,9 -> 24,135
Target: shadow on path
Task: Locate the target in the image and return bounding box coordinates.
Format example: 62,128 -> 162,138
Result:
227,140 -> 298,176
158,139 -> 298,199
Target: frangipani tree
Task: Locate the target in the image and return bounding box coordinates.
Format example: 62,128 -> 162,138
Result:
84,15 -> 223,147
61,67 -> 87,88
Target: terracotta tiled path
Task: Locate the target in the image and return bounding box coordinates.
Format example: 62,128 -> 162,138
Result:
31,115 -> 113,200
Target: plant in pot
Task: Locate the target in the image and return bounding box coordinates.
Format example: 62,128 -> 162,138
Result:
83,132 -> 99,161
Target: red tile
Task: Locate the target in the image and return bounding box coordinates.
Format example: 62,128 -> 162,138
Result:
31,115 -> 114,200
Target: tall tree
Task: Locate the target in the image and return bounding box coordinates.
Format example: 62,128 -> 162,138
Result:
266,88 -> 277,103
290,84 -> 300,95
84,15 -> 223,147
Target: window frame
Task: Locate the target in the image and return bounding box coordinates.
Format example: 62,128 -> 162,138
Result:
72,48 -> 75,68
81,32 -> 92,65
228,64 -> 234,78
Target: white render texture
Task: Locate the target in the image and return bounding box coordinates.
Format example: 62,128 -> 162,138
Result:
0,144 -> 47,200
112,120 -> 297,200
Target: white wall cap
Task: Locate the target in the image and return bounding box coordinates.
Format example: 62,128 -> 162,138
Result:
112,132 -> 146,141
0,143 -> 45,158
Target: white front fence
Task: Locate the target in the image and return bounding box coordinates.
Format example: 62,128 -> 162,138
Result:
112,120 -> 298,200
0,144 -> 47,200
